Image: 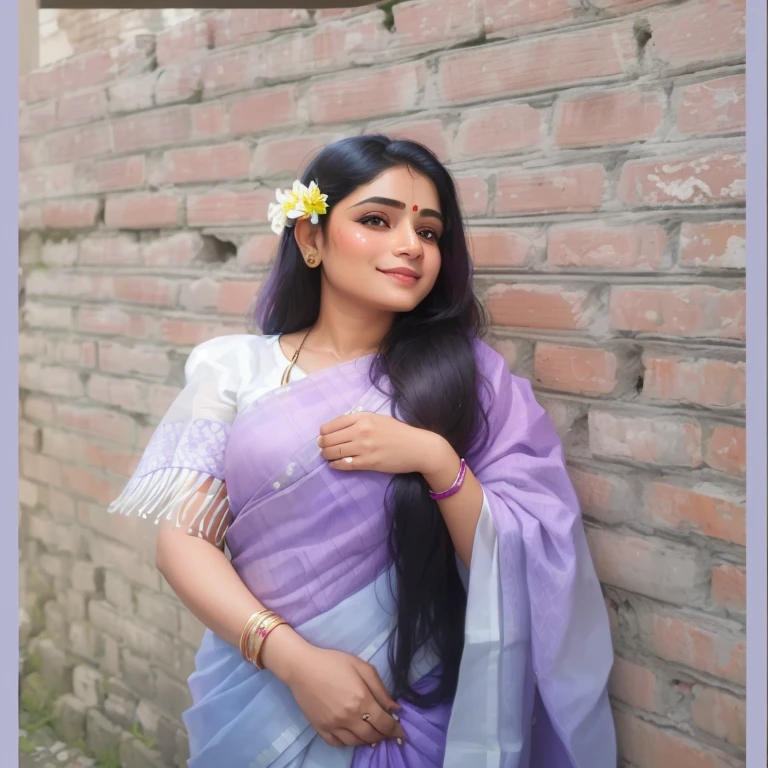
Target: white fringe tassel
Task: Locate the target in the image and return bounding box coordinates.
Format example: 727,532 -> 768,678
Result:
107,468 -> 230,548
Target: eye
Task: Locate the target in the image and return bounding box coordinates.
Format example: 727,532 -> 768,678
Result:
419,229 -> 440,242
359,215 -> 388,228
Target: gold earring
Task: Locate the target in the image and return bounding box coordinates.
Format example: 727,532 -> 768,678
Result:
306,249 -> 318,267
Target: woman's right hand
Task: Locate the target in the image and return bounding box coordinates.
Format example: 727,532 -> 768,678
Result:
261,629 -> 406,748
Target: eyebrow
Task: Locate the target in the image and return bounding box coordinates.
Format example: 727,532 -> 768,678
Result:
348,196 -> 444,223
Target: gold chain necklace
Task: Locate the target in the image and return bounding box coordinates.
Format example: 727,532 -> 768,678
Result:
279,327 -> 313,386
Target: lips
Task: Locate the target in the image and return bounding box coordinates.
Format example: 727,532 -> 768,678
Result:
377,267 -> 421,286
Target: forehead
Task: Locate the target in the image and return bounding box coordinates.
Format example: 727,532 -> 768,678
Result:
350,166 -> 441,208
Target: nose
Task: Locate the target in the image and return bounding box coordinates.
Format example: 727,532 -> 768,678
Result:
393,221 -> 423,260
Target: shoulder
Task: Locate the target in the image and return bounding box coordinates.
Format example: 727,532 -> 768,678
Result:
185,334 -> 276,378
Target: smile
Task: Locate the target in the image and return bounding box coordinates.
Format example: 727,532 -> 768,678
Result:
377,268 -> 420,286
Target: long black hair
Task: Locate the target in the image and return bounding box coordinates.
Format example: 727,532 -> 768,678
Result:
254,134 -> 489,706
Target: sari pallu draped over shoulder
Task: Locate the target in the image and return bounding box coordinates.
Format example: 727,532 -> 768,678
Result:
107,334 -> 616,768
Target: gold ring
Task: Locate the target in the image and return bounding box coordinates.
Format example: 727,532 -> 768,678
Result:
361,713 -> 371,722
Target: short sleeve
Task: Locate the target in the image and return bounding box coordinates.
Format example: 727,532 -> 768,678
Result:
107,335 -> 251,548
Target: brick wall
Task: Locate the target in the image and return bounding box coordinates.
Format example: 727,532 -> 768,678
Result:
18,2 -> 747,766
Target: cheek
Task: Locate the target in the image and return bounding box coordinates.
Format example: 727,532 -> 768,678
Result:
328,224 -> 377,260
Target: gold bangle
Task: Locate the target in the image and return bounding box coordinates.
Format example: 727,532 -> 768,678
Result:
251,616 -> 288,670
239,610 -> 271,660
244,612 -> 281,664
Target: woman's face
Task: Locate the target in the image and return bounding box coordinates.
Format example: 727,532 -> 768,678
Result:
310,165 -> 444,315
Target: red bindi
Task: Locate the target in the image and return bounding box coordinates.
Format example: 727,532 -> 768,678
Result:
412,204 -> 419,211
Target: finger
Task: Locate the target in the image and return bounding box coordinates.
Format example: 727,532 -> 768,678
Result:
333,728 -> 367,747
319,414 -> 358,437
328,456 -> 362,471
345,719 -> 388,745
356,663 -> 400,714
320,442 -> 357,462
317,425 -> 358,449
317,730 -> 344,748
365,708 -> 405,741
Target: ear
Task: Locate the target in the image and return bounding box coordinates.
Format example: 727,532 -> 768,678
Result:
293,218 -> 322,262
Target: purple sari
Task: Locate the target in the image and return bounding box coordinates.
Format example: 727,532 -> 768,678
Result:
108,335 -> 616,767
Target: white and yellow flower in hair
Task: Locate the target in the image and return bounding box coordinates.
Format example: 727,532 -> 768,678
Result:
267,180 -> 329,235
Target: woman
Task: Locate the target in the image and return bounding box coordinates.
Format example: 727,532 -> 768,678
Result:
108,135 -> 616,767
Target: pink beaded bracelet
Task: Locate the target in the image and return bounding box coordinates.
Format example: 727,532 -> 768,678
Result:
428,458 -> 467,501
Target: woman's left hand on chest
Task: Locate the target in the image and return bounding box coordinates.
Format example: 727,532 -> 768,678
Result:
318,412 -> 451,476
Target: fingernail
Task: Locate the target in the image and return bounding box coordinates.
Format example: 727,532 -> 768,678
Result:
371,743 -> 377,749
391,713 -> 400,721
396,738 -> 403,747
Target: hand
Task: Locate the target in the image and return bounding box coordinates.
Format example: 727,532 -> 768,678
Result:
283,645 -> 406,748
318,412 -> 451,476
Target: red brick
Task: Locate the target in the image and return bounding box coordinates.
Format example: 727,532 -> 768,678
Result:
555,88 -> 664,148
307,62 -> 426,124
217,281 -> 263,315
111,38 -> 157,80
41,199 -> 100,230
609,656 -> 661,713
648,0 -> 746,70
157,143 -> 251,185
375,120 -> 451,163
455,104 -> 541,158
495,164 -> 607,214
615,710 -> 743,768
187,190 -> 272,227
644,481 -> 745,546
46,124 -> 112,164
586,0 -> 672,11
610,286 -> 745,341
20,165 -> 75,203
640,607 -> 745,686
111,277 -> 177,307
486,284 -> 592,330
23,304 -> 73,329
156,18 -> 211,67
548,222 -> 667,270
20,138 -> 47,171
589,411 -> 703,467
19,206 -> 43,231
643,355 -> 745,408
706,425 -> 745,477
156,319 -> 243,348
154,62 -> 202,107
41,241 -> 78,267
56,403 -> 137,447
104,193 -> 181,230
23,396 -> 56,424
61,464 -> 119,506
237,235 -> 279,268
200,48 -> 261,97
41,428 -> 87,463
112,108 -> 191,153
252,133 -> 343,178
568,466 -> 635,524
676,75 -> 746,137
392,0 -> 483,48
692,686 -> 746,748
91,155 -> 146,193
469,228 -> 541,268
585,526 -> 705,604
711,564 -> 746,612
97,342 -> 171,380
44,339 -> 96,368
107,74 -> 156,114
80,235 -> 141,266
618,150 -> 746,206
437,21 -> 636,105
299,15 -> 389,75
19,478 -> 39,507
143,232 -> 215,267
20,101 -> 57,137
178,277 -> 221,313
211,8 -> 310,47
77,306 -> 156,340
535,345 -> 618,395
679,220 -> 745,269
191,103 -> 228,139
483,0 -> 576,32
58,49 -> 114,92
24,66 -> 62,104
20,449 -> 63,488
229,86 -> 298,136
87,374 -> 152,414
56,90 -> 107,128
455,175 -> 489,217
19,362 -> 86,399
84,441 -> 139,479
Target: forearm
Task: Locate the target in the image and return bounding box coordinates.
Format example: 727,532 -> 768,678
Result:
156,526 -> 309,683
419,435 -> 484,568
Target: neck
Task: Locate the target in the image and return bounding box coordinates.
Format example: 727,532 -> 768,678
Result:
310,286 -> 394,361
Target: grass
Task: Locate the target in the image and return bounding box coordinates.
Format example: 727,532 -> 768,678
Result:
95,747 -> 122,768
130,722 -> 157,749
